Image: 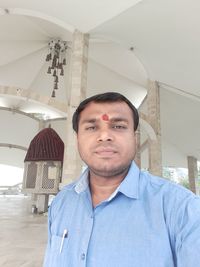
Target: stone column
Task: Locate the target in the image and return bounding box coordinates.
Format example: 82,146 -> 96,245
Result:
61,30 -> 89,186
37,194 -> 49,213
38,120 -> 46,131
147,80 -> 162,176
187,156 -> 199,194
134,125 -> 141,168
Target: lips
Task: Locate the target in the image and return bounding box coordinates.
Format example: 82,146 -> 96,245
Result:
94,147 -> 117,157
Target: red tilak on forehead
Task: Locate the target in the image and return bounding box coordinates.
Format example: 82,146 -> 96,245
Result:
102,114 -> 109,121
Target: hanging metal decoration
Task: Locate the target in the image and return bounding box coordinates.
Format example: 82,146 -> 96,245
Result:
46,39 -> 69,98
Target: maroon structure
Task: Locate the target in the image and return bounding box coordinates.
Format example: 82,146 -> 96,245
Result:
23,127 -> 64,213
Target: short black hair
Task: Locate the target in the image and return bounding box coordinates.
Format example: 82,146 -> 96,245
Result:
72,92 -> 139,132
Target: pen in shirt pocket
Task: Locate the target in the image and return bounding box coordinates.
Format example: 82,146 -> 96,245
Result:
59,229 -> 68,253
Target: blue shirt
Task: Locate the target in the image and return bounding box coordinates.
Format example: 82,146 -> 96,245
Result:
43,161 -> 200,267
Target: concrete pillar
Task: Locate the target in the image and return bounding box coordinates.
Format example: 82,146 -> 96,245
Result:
187,156 -> 199,194
134,125 -> 141,168
37,194 -> 49,213
147,80 -> 162,176
62,30 -> 89,185
38,120 -> 46,131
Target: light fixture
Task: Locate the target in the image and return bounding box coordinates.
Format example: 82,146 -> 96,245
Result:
46,39 -> 69,98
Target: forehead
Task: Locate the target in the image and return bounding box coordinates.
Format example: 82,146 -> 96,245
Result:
79,101 -> 133,120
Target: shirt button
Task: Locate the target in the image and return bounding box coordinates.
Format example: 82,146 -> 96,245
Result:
81,253 -> 85,260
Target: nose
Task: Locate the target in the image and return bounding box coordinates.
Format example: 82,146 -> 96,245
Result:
97,128 -> 113,142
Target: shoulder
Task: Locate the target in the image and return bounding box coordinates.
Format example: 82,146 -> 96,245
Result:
139,170 -> 200,214
140,170 -> 200,220
140,170 -> 196,199
140,171 -> 200,231
49,168 -> 89,215
49,181 -> 77,215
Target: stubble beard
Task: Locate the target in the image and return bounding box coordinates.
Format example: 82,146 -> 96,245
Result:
78,145 -> 136,179
87,160 -> 133,179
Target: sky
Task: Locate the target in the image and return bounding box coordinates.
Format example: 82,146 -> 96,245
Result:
0,164 -> 23,186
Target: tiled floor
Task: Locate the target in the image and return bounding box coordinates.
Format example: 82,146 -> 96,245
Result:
0,195 -> 48,267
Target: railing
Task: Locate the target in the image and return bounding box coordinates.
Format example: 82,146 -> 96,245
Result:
0,183 -> 22,195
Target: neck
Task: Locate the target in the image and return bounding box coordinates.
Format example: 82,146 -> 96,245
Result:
89,171 -> 127,207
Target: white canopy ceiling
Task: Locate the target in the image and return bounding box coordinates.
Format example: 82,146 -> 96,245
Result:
0,0 -> 200,169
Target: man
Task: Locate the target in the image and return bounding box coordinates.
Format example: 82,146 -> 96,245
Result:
43,92 -> 200,267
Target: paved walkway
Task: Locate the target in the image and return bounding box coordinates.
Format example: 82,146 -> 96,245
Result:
0,195 -> 48,267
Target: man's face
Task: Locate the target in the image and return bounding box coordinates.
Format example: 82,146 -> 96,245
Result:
77,101 -> 136,178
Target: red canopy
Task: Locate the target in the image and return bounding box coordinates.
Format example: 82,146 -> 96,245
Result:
24,128 -> 64,162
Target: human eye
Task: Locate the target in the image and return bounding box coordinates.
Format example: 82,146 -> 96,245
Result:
112,124 -> 127,130
85,125 -> 96,131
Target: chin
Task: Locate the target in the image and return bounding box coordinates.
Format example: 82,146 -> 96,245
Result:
90,163 -> 130,177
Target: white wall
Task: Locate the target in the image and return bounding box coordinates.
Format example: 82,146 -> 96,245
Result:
0,148 -> 26,168
0,110 -> 39,168
50,120 -> 68,144
87,59 -> 146,107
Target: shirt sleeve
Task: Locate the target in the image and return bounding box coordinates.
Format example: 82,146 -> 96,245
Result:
174,196 -> 200,267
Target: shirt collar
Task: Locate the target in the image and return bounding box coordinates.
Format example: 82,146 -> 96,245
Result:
74,161 -> 140,199
74,168 -> 89,193
118,161 -> 140,199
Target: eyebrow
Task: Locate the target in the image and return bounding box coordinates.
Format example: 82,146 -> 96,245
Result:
109,117 -> 129,123
80,117 -> 129,124
80,118 -> 97,125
